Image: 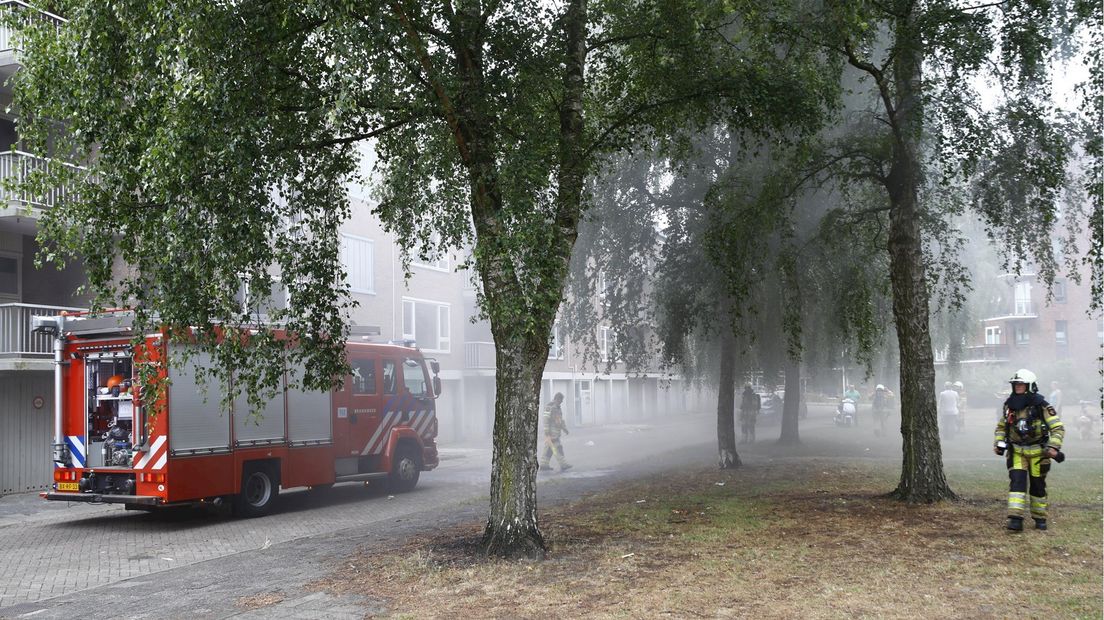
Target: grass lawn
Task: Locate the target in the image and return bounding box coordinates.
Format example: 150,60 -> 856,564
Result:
316,457 -> 1103,619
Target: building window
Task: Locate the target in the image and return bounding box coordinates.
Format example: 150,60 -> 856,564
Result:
985,326 -> 1001,345
548,322 -> 564,360
0,254 -> 19,298
402,298 -> 451,352
1013,282 -> 1033,316
1054,320 -> 1068,345
597,270 -> 609,303
411,232 -> 450,271
1052,280 -> 1067,303
1013,324 -> 1030,346
599,327 -> 617,362
341,234 -> 375,294
236,277 -> 289,317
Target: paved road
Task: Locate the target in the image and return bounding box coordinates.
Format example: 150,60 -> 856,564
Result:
0,409 -> 721,619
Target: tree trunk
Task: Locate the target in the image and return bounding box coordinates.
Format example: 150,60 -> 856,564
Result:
778,358 -> 801,445
476,0 -> 590,557
717,330 -> 741,468
481,334 -> 548,559
884,10 -> 955,502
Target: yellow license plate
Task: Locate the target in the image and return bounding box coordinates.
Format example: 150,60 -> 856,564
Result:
57,482 -> 79,492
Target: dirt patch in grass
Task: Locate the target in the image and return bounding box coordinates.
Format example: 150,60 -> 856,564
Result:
314,459 -> 1102,619
234,591 -> 286,610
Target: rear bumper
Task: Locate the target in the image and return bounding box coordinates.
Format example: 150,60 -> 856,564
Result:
44,492 -> 160,505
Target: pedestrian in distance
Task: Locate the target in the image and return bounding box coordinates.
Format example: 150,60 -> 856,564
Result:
872,384 -> 891,437
539,392 -> 572,473
1076,401 -> 1096,440
844,384 -> 861,426
938,381 -> 959,440
739,385 -> 760,444
954,380 -> 967,432
1047,381 -> 1063,415
994,369 -> 1065,532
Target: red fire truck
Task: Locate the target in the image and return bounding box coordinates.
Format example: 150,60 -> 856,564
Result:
34,311 -> 440,517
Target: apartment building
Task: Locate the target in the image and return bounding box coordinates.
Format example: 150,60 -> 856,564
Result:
962,272 -> 1100,366
0,3 -> 86,495
941,267 -> 1104,407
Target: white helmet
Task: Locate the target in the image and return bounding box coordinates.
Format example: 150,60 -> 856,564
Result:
875,384 -> 885,390
1009,369 -> 1038,393
953,381 -> 964,389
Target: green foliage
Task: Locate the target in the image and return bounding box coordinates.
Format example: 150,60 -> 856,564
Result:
11,2 -> 360,410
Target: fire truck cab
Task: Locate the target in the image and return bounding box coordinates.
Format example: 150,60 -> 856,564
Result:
34,311 -> 440,517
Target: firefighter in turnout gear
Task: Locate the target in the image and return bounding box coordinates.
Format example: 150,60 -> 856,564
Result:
540,393 -> 572,473
994,369 -> 1065,531
740,385 -> 761,444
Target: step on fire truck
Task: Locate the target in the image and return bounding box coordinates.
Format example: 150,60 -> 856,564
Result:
33,311 -> 440,517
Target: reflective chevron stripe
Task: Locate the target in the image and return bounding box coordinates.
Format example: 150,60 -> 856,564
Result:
65,436 -> 85,467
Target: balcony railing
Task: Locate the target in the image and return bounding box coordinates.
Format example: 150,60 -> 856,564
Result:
0,303 -> 83,358
962,343 -> 1010,362
0,150 -> 81,210
465,341 -> 495,370
0,1 -> 65,55
1012,301 -> 1036,317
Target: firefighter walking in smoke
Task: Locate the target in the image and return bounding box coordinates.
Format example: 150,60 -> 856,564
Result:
739,385 -> 760,444
539,392 -> 572,473
994,369 -> 1065,531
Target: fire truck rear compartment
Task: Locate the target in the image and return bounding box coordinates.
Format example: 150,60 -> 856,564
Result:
83,350 -> 139,469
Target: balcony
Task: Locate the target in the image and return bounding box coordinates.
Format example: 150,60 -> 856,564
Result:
0,303 -> 83,369
982,302 -> 1037,322
465,341 -> 495,370
0,1 -> 64,57
960,343 -> 1010,363
0,151 -> 82,228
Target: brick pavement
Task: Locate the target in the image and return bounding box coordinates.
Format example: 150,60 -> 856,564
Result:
0,411 -> 721,618
0,458 -> 488,611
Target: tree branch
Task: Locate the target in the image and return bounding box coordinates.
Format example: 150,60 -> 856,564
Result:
278,112 -> 428,151
843,39 -> 900,136
583,89 -> 723,160
386,1 -> 474,165
957,0 -> 1009,11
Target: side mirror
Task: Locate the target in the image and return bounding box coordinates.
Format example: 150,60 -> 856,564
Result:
433,376 -> 442,396
429,359 -> 440,375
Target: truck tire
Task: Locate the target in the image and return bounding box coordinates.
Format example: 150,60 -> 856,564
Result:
389,444 -> 421,493
234,465 -> 279,518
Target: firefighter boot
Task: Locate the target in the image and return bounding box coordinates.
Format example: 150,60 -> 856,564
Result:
560,463 -> 573,473
1034,518 -> 1047,531
1006,516 -> 1024,531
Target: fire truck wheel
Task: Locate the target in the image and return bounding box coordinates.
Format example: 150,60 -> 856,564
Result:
389,444 -> 421,493
234,466 -> 279,518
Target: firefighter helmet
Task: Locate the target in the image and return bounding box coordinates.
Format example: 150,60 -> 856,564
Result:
953,381 -> 964,389
1009,369 -> 1038,393
106,374 -> 125,389
875,384 -> 885,391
